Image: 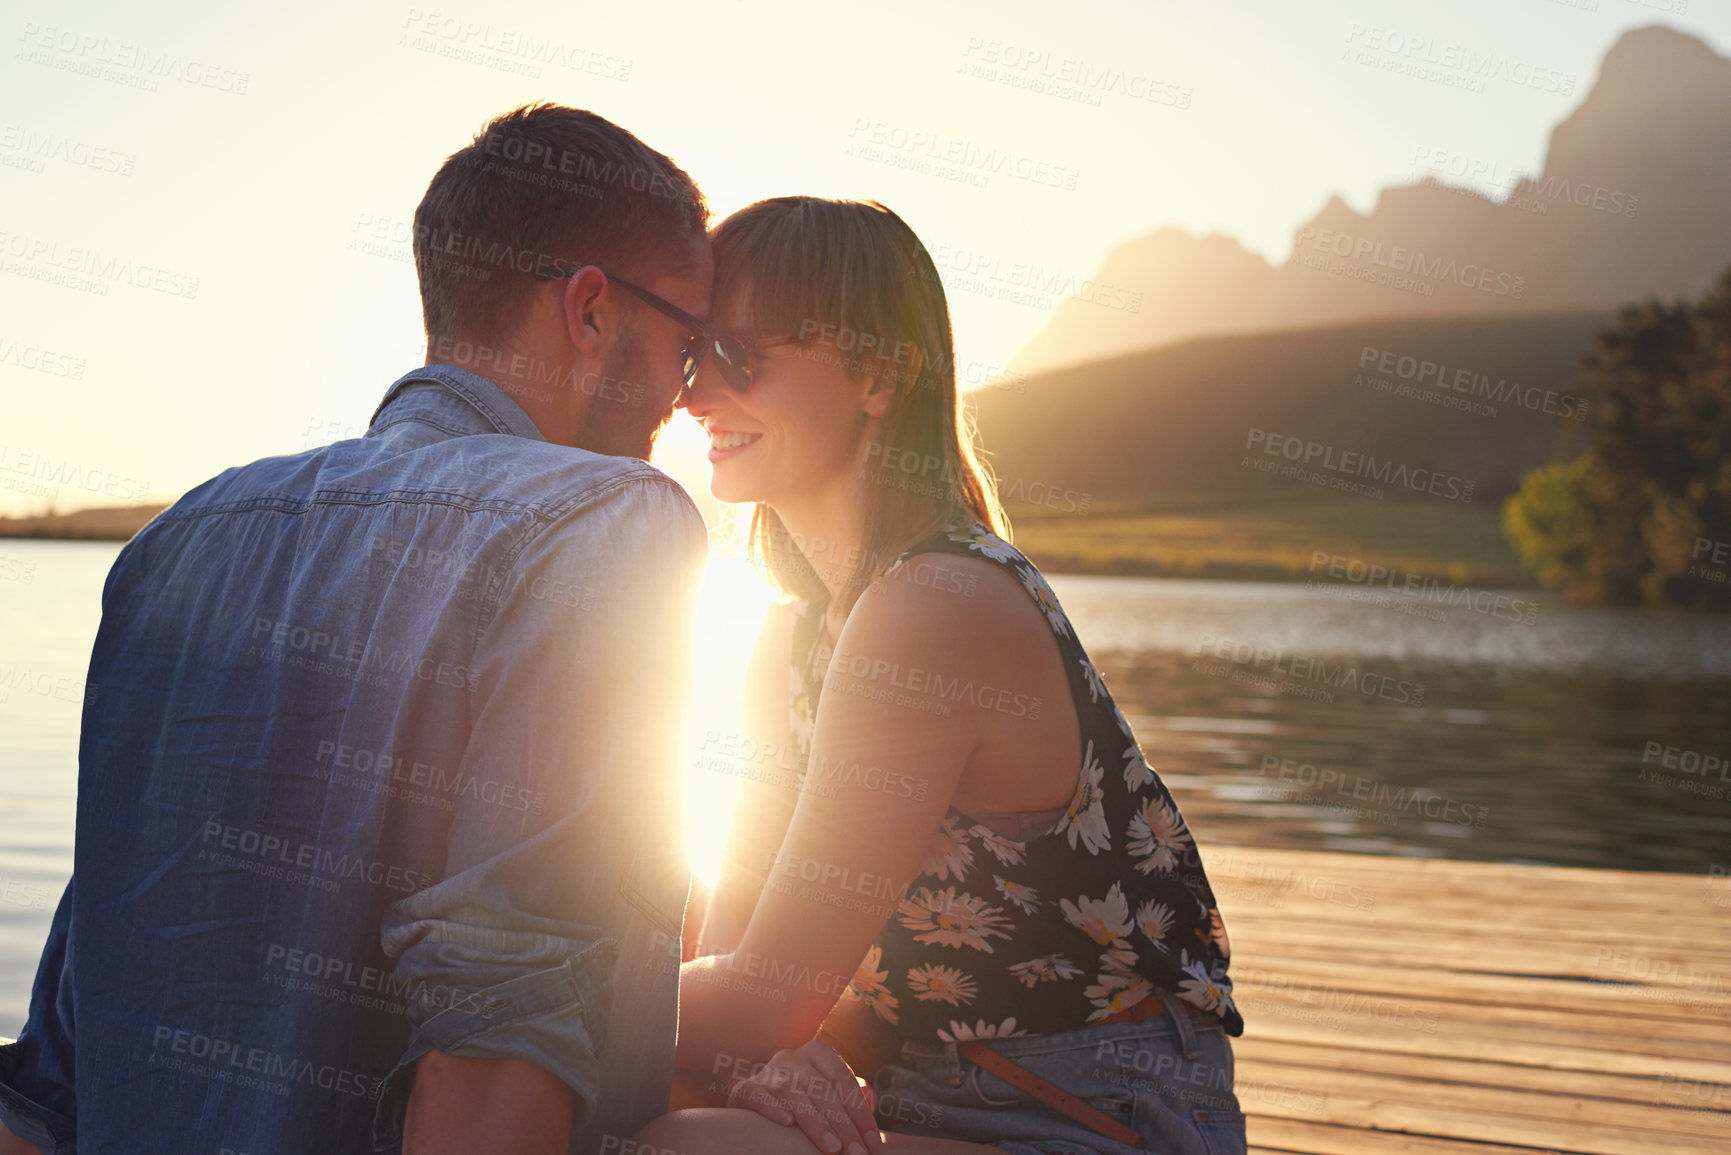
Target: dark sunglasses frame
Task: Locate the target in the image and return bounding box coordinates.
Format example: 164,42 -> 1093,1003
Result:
692,332 -> 809,393
534,261 -> 804,391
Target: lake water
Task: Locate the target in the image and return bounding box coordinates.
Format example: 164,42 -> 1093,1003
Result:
3,539 -> 1729,1036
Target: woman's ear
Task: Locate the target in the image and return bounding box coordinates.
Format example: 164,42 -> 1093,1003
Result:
861,369 -> 896,418
860,346 -> 915,418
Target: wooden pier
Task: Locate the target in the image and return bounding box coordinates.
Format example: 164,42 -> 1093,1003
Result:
1202,846 -> 1731,1154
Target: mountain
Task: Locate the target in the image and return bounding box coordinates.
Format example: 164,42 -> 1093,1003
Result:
1010,26 -> 1731,375
971,311 -> 1608,509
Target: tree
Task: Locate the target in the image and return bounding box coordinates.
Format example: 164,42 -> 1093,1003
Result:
1503,266 -> 1731,609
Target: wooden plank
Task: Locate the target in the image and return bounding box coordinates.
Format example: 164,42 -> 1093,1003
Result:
1224,904 -> 1731,942
1226,908 -> 1725,940
1234,1001 -> 1731,1066
1232,919 -> 1729,950
1249,1115 -> 1591,1155
1205,860 -> 1721,900
1225,928 -> 1731,994
1232,986 -> 1731,1051
1207,868 -> 1722,907
1235,1036 -> 1728,1109
1227,959 -> 1731,1029
1229,954 -> 1731,1024
1219,894 -> 1731,934
1209,873 -> 1726,917
1198,846 -> 1709,889
1237,1011 -> 1731,1085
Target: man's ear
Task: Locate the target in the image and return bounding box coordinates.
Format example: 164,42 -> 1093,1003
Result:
561,266 -> 612,356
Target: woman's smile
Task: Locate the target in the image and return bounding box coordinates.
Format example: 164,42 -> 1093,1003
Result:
705,423 -> 763,463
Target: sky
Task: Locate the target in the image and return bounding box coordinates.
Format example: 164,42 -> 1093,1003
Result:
2,0 -> 1729,517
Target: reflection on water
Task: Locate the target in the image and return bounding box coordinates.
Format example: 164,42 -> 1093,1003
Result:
0,540 -> 109,1037
1049,574 -> 1731,875
1051,574 -> 1731,679
2,545 -> 1728,1034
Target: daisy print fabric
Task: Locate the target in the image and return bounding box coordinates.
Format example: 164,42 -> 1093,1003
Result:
795,523 -> 1243,1046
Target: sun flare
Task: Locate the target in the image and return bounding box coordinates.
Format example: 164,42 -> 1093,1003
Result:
681,512 -> 778,888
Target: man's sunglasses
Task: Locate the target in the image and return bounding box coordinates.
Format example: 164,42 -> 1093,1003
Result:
535,261 -> 803,391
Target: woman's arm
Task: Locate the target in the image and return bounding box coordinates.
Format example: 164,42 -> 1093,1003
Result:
817,988 -> 901,1077
676,560 -> 1009,1075
698,600 -> 801,955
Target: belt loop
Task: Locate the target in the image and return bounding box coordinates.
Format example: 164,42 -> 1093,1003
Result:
941,1039 -> 963,1088
1168,994 -> 1200,1061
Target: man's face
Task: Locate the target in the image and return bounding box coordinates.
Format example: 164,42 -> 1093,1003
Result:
581,238 -> 713,460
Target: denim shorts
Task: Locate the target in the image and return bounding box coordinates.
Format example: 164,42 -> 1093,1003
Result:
870,999 -> 1246,1155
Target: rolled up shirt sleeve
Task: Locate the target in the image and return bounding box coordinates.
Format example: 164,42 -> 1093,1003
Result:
371,473 -> 706,1149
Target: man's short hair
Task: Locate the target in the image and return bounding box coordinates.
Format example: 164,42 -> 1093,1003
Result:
413,102 -> 709,346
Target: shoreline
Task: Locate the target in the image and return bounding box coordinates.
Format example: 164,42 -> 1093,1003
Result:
0,504 -> 169,542
0,501 -> 1541,590
1012,547 -> 1538,589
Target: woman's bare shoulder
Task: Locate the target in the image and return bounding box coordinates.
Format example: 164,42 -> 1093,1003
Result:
848,550 -> 1052,663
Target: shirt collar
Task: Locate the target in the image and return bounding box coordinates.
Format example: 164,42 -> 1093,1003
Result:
368,363 -> 549,443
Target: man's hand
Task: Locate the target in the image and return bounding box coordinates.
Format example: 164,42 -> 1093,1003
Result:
404,1050 -> 573,1155
725,1040 -> 881,1155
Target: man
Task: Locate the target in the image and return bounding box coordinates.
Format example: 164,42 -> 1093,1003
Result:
0,103 -> 712,1154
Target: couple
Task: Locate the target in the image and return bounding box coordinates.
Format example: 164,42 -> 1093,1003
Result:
0,104 -> 1243,1155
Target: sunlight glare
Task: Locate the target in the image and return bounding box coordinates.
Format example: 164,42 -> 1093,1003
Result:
682,511 -> 778,888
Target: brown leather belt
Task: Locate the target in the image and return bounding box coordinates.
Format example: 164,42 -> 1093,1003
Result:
955,994 -> 1167,1149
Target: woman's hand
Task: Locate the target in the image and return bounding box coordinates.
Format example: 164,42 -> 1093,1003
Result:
726,1039 -> 882,1155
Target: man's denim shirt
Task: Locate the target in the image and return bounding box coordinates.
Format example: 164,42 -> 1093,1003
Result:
0,365 -> 706,1153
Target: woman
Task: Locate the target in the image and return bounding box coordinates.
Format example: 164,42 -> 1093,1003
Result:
637,199 -> 1245,1155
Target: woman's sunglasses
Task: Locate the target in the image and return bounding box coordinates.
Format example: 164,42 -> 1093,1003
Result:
535,262 -> 804,392
686,332 -> 808,392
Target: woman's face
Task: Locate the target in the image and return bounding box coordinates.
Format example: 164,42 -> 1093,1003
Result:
680,290 -> 885,507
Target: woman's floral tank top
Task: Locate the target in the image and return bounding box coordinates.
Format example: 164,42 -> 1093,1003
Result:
789,522 -> 1242,1045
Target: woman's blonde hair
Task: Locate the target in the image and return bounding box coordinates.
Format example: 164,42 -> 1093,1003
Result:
710,197 -> 1006,609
